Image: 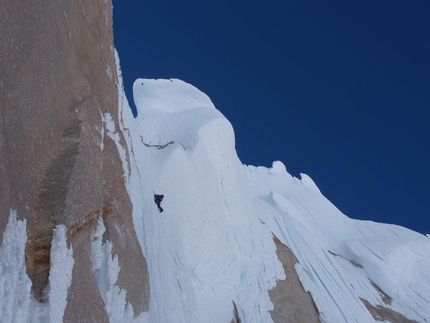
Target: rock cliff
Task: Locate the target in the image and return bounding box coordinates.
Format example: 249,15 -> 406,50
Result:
0,1 -> 149,320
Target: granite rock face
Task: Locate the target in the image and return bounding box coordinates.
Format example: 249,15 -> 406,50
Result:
269,235 -> 320,323
0,0 -> 149,319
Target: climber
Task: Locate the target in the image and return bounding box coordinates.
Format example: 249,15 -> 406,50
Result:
154,193 -> 164,213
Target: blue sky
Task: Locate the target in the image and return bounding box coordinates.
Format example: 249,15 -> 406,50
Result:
113,1 -> 429,235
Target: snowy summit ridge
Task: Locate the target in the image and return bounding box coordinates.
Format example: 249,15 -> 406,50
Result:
119,77 -> 430,322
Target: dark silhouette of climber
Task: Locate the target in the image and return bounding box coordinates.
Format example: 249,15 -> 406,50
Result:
154,193 -> 164,213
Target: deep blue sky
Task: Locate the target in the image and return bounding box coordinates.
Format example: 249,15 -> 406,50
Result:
113,1 -> 429,235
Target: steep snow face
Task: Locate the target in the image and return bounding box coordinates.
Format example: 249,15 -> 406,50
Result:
122,78 -> 284,323
119,78 -> 430,323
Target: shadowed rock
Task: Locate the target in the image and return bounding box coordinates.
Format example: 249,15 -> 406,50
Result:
27,121 -> 82,300
230,300 -> 241,323
269,235 -> 320,323
360,298 -> 418,323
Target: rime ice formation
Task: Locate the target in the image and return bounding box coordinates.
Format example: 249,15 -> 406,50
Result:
116,77 -> 430,323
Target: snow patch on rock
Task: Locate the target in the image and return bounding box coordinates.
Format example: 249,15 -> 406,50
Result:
0,211 -> 79,323
48,225 -> 74,323
0,210 -> 32,323
90,218 -> 147,323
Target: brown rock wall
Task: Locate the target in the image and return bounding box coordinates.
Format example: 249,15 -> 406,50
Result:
269,235 -> 320,323
360,298 -> 418,323
0,0 -> 149,318
64,235 -> 110,323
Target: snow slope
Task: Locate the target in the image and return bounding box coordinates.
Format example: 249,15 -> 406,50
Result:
120,78 -> 284,323
117,76 -> 430,322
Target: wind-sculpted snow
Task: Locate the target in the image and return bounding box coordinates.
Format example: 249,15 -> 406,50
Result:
246,163 -> 430,322
121,78 -> 285,323
133,79 -> 227,151
118,77 -> 430,322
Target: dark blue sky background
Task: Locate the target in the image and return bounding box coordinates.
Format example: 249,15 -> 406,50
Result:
113,1 -> 429,235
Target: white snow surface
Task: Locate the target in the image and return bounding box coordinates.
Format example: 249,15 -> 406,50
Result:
120,78 -> 283,323
116,76 -> 430,322
0,213 -> 75,323
0,210 -> 31,323
47,225 -> 74,323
